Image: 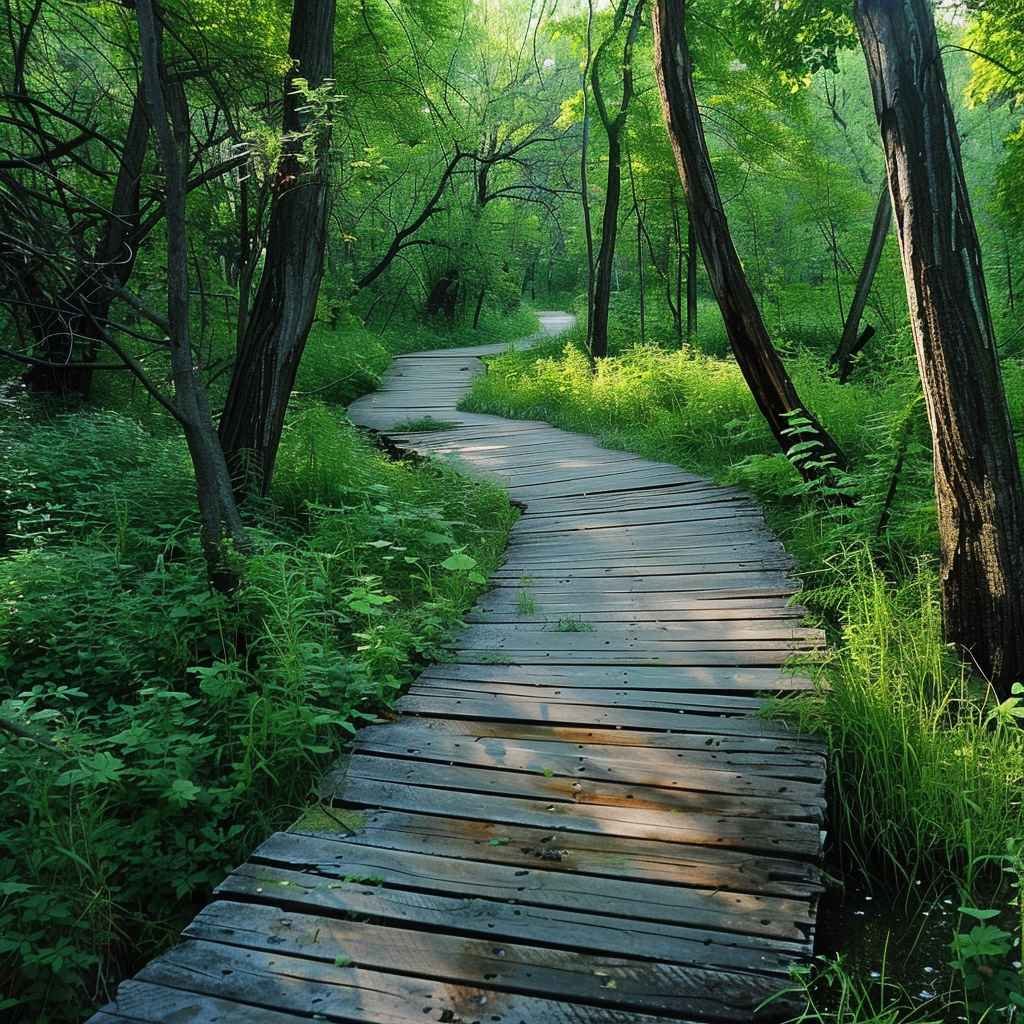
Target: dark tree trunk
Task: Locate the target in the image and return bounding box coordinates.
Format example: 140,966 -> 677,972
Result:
426,269 -> 460,322
589,0 -> 645,360
829,184 -> 891,380
581,0 -> 597,350
136,0 -> 245,589
627,144 -> 646,344
855,0 -> 1024,695
686,215 -> 697,340
472,284 -> 486,329
652,0 -> 847,485
636,211 -> 646,345
665,186 -> 683,342
22,84 -> 150,395
219,0 -> 336,496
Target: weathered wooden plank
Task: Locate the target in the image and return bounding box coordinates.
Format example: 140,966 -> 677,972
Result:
494,558 -> 793,579
411,676 -> 774,707
474,593 -> 800,614
453,623 -> 824,644
93,981 -> 311,1023
305,809 -> 825,895
212,867 -> 811,966
448,649 -> 809,666
360,713 -> 826,758
330,777 -> 822,856
395,692 -> 811,738
250,831 -> 814,939
355,718 -> 824,779
352,725 -> 826,801
511,504 -> 765,536
415,662 -> 816,692
500,538 -> 788,564
506,472 -> 703,500
342,754 -> 823,822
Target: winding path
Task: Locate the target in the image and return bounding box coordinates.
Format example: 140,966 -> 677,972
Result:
91,312 -> 826,1024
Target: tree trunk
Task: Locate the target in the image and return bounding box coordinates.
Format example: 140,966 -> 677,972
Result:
589,0 -> 645,360
218,0 -> 336,497
666,186 -> 683,342
829,183 -> 891,380
23,84 -> 150,395
136,0 -> 245,590
652,0 -> 847,485
590,131 -> 624,359
855,0 -> 1024,695
686,215 -> 697,340
581,0 -> 597,350
472,284 -> 486,329
426,269 -> 460,322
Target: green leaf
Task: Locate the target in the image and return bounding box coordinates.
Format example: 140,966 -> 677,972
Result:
958,906 -> 1001,921
168,779 -> 201,805
441,551 -> 478,572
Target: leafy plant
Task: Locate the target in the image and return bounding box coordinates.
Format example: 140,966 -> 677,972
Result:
949,905 -> 1023,1016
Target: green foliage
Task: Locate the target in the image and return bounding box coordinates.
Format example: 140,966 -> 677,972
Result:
785,551 -> 1024,885
390,416 -> 461,432
0,399 -> 514,1019
949,904 -> 1022,1016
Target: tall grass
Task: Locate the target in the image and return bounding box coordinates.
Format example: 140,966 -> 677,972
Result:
789,549 -> 1024,886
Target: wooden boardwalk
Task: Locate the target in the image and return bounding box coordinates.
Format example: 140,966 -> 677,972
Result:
91,312 -> 826,1023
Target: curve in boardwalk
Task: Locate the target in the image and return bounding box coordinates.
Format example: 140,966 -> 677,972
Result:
89,312 -> 826,1024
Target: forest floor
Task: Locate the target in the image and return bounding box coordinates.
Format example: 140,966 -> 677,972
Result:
86,311 -> 833,1024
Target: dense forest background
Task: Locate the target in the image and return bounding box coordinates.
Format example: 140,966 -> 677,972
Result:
2,0 -> 1024,1021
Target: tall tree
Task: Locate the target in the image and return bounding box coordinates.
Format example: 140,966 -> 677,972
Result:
219,0 -> 337,496
589,0 -> 645,359
135,0 -> 245,589
855,0 -> 1024,696
651,0 -> 847,486
829,184 -> 891,382
580,0 -> 597,349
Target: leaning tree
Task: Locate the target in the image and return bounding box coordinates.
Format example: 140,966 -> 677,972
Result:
651,0 -> 848,488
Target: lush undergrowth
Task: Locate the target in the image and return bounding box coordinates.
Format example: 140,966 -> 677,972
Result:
0,308 -> 532,1021
463,307 -> 1024,1017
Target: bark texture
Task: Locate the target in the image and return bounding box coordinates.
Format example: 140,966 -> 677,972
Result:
219,0 -> 336,495
589,0 -> 645,360
651,0 -> 847,483
856,0 -> 1024,694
